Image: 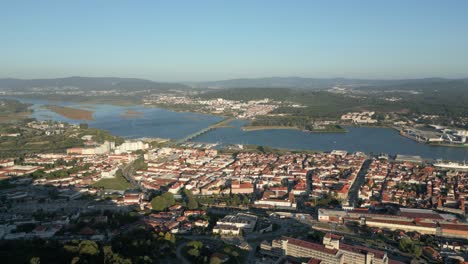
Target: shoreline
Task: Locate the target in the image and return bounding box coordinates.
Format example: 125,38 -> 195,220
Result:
44,105 -> 94,121
9,97 -> 467,151
428,143 -> 468,148
241,125 -> 301,131
241,125 -> 347,133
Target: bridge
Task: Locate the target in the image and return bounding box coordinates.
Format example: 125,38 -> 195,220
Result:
176,117 -> 235,144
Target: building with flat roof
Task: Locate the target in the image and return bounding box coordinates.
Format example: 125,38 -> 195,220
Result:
395,154 -> 423,164
261,235 -> 389,264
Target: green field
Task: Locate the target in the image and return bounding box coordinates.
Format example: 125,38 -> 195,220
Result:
92,173 -> 132,190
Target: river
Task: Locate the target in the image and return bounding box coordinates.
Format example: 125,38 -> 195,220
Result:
5,97 -> 468,161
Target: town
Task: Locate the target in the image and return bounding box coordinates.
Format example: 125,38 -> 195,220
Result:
143,94 -> 284,119
0,121 -> 467,263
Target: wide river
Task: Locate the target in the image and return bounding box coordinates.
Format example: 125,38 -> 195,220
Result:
7,97 -> 468,161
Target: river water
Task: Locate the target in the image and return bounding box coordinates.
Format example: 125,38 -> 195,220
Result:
6,97 -> 468,161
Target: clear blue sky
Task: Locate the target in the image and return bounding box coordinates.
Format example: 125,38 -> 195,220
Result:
1,0 -> 467,81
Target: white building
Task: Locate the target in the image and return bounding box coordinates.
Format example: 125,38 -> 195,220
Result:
101,166 -> 119,178
115,141 -> 149,154
216,213 -> 258,232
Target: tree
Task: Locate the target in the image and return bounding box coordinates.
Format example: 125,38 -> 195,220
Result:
184,189 -> 199,209
133,157 -> 148,170
162,192 -> 175,207
164,232 -> 176,244
210,256 -> 223,264
151,196 -> 166,211
30,257 -> 40,264
399,237 -> 421,257
103,246 -> 132,264
187,248 -> 200,257
151,192 -> 176,211
413,245 -> 422,257
187,240 -> 203,250
242,195 -> 250,205
78,240 -> 100,256
231,194 -> 241,206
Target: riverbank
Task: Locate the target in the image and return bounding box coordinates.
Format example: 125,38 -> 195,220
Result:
428,143 -> 468,148
0,110 -> 32,123
2,94 -> 140,106
145,103 -> 233,118
241,125 -> 300,131
241,125 -> 347,133
44,105 -> 94,121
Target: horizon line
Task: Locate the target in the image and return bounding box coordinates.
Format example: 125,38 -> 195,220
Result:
1,75 -> 467,84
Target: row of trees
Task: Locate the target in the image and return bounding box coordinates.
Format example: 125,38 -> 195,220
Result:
186,240 -> 242,264
399,237 -> 422,257
150,189 -> 253,212
3,228 -> 178,263
195,193 -> 251,207
31,163 -> 92,180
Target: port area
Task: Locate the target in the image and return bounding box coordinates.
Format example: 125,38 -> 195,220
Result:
399,125 -> 467,147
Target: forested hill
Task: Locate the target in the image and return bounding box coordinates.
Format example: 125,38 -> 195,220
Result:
354,79 -> 468,92
0,77 -> 190,91
197,86 -> 468,118
189,77 -> 468,89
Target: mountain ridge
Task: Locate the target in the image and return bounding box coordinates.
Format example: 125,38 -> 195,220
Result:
187,76 -> 468,89
1,76 -> 467,91
0,76 -> 190,91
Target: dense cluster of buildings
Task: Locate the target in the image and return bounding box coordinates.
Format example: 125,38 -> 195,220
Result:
308,150 -> 365,201
341,111 -> 378,124
1,134 -> 467,262
136,148 -> 309,210
0,135 -> 150,240
143,94 -> 281,118
143,205 -> 209,234
359,159 -> 467,215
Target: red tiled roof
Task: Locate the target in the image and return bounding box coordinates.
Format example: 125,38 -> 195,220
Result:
400,212 -> 443,220
283,237 -> 338,255
307,258 -> 321,264
439,223 -> 468,232
339,243 -> 386,259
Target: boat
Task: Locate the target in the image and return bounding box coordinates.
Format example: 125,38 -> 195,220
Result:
434,160 -> 468,170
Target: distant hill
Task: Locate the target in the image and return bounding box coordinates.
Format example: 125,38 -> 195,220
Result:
354,79 -> 468,92
189,77 -> 468,89
1,76 -> 466,92
0,76 -> 190,91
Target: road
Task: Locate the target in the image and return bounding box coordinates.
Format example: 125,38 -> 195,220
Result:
175,217 -> 308,264
121,160 -> 139,188
175,241 -> 191,264
347,159 -> 372,206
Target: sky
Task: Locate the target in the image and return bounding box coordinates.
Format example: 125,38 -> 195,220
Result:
1,0 -> 467,82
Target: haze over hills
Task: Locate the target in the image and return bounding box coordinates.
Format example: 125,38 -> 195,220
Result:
0,76 -> 190,91
189,77 -> 468,89
0,76 -> 467,92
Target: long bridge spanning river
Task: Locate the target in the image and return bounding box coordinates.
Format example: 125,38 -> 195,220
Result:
176,117 -> 235,144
